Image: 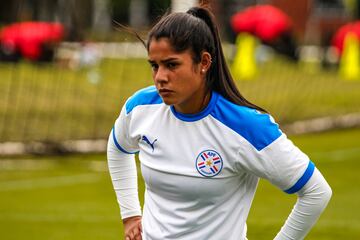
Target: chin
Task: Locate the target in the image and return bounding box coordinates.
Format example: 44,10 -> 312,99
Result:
161,97 -> 176,106
158,93 -> 176,105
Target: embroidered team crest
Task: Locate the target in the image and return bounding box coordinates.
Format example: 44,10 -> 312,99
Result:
196,150 -> 223,177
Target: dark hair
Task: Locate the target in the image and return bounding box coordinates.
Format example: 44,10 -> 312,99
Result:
147,5 -> 266,112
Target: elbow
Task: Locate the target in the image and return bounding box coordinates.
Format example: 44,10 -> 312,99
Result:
323,182 -> 332,206
307,181 -> 332,215
312,168 -> 333,207
312,180 -> 332,214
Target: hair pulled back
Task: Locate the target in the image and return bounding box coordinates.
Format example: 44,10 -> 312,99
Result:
147,5 -> 266,112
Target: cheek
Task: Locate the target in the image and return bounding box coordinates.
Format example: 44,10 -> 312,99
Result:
152,71 -> 159,84
188,72 -> 204,88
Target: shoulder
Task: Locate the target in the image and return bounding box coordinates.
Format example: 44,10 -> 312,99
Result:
125,85 -> 163,114
211,94 -> 282,151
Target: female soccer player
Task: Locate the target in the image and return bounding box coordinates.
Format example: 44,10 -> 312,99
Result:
107,5 -> 332,240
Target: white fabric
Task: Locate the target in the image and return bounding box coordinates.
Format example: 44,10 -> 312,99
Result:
107,132 -> 141,219
275,168 -> 332,239
107,87 -> 331,239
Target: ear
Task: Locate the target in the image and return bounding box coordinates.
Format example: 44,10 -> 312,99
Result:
200,52 -> 212,75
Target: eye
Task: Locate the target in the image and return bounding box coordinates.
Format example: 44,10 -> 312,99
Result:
166,62 -> 178,69
150,63 -> 159,71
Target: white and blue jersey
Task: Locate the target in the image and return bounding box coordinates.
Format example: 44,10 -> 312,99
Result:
111,85 -> 315,240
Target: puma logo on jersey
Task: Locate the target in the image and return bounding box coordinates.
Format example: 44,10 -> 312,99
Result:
142,135 -> 157,152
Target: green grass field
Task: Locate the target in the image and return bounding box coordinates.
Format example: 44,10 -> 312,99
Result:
0,128 -> 359,239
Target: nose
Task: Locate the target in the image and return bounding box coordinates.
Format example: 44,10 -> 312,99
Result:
154,66 -> 168,84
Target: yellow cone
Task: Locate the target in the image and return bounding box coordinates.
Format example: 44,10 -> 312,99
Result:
339,32 -> 360,81
231,33 -> 257,80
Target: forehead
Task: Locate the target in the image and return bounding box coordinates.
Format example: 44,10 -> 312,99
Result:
148,38 -> 192,60
148,38 -> 174,53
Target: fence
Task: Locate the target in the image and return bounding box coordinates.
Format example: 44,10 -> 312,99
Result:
1,42 -> 360,148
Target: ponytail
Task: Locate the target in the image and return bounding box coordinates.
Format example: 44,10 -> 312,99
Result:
187,6 -> 267,112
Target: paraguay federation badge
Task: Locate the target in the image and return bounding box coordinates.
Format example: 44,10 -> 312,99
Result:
196,150 -> 223,177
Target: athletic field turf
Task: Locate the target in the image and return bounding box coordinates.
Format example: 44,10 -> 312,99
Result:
0,128 -> 359,239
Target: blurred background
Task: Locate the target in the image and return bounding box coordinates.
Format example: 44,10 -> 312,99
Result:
0,0 -> 359,239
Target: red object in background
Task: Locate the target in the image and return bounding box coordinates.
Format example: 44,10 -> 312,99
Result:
230,5 -> 292,43
331,21 -> 360,55
0,22 -> 64,60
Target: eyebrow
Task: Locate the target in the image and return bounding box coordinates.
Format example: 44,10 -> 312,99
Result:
148,58 -> 179,64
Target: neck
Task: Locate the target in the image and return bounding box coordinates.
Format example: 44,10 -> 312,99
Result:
174,90 -> 211,114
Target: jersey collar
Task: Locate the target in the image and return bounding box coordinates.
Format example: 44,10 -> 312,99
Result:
170,91 -> 219,122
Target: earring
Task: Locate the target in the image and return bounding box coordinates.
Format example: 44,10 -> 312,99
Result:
201,69 -> 205,73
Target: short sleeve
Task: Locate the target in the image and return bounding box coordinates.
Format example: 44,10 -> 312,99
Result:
238,124 -> 313,194
112,105 -> 139,154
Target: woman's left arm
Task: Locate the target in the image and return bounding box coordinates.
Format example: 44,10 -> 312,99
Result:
274,167 -> 332,239
235,111 -> 332,239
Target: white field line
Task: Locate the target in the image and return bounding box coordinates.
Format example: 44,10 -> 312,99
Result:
0,173 -> 101,191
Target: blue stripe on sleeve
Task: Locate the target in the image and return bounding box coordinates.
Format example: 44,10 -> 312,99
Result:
211,95 -> 282,151
285,161 -> 315,194
112,126 -> 138,154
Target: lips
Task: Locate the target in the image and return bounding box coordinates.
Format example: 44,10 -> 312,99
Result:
158,88 -> 174,95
